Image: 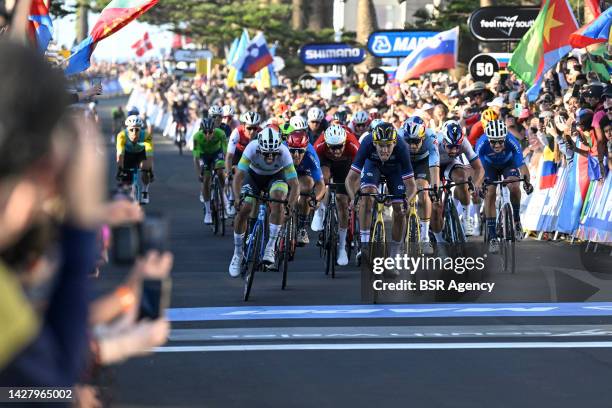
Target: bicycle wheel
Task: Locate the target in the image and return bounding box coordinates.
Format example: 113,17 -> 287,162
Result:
352,206 -> 361,266
370,218 -> 385,304
216,177 -> 226,236
280,217 -> 291,289
329,208 -> 338,278
243,224 -> 262,301
447,200 -> 466,257
406,211 -> 421,257
288,211 -> 297,262
211,179 -> 220,235
323,208 -> 331,275
347,207 -> 354,262
500,203 -> 516,274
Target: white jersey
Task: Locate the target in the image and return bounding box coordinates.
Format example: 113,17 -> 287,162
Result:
238,140 -> 296,176
436,132 -> 478,167
227,128 -> 241,155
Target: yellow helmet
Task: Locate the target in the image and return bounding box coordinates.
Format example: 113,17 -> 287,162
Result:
480,108 -> 499,129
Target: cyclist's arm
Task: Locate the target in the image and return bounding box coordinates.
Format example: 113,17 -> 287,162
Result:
345,170 -> 361,203
116,132 -> 126,167
233,168 -> 246,204
427,133 -> 440,187
144,132 -> 154,158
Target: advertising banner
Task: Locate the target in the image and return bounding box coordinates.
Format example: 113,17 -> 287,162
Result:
469,7 -> 539,42
367,30 -> 439,58
299,43 -> 366,66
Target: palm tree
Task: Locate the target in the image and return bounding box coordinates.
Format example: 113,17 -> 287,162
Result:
356,0 -> 378,69
292,0 -> 305,30
308,0 -> 325,30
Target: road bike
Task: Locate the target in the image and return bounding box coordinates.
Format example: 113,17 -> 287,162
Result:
240,192 -> 288,301
482,176 -> 528,274
275,207 -> 297,290
175,122 -> 187,155
437,178 -> 474,257
210,171 -> 226,236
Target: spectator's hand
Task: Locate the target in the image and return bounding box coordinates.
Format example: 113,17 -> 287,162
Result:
132,250 -> 174,281
97,318 -> 170,364
73,384 -> 102,408
101,200 -> 143,226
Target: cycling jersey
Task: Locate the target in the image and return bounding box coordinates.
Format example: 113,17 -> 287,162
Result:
116,129 -> 153,157
475,134 -> 524,169
291,143 -> 323,182
238,140 -> 297,179
227,125 -> 260,155
172,102 -> 189,124
219,122 -> 232,139
399,128 -> 440,167
192,128 -> 227,158
351,135 -> 414,180
313,132 -> 360,162
436,133 -> 478,167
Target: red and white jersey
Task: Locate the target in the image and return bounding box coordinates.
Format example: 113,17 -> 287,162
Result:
227,125 -> 261,154
313,131 -> 360,162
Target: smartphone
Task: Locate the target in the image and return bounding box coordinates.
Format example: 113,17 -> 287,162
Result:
112,213 -> 169,265
138,278 -> 172,321
513,103 -> 522,117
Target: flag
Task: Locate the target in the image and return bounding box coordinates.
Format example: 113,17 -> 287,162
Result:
172,33 -> 193,49
255,44 -> 279,90
28,0 -> 53,53
539,145 -> 558,189
584,43 -> 611,81
395,27 -> 458,82
227,29 -> 249,87
236,32 -> 273,75
569,7 -> 612,49
508,0 -> 578,102
65,0 -> 159,75
584,0 -> 602,21
131,32 -> 153,57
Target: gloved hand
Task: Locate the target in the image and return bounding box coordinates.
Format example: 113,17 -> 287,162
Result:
524,182 -> 534,195
116,168 -> 126,182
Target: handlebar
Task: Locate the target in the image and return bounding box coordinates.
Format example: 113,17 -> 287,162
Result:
240,192 -> 289,205
355,191 -> 406,205
300,191 -> 317,208
483,175 -> 528,187
441,176 -> 474,192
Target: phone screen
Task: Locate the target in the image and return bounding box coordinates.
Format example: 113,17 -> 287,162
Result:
138,279 -> 168,320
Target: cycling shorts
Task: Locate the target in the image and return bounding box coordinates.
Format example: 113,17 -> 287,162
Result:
200,150 -> 225,174
124,150 -> 147,171
320,157 -> 351,195
411,156 -> 430,181
440,156 -> 468,180
482,161 -> 520,181
359,159 -> 407,202
241,169 -> 287,203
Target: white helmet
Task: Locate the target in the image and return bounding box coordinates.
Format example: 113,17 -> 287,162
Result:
307,107 -> 325,122
352,111 -> 369,125
289,115 -> 308,131
324,125 -> 347,146
125,115 -> 144,128
485,119 -> 508,141
370,118 -> 384,131
222,105 -> 235,117
208,105 -> 222,117
257,127 -> 282,153
240,111 -> 261,126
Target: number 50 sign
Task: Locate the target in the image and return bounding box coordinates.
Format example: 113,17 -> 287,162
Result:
468,54 -> 500,83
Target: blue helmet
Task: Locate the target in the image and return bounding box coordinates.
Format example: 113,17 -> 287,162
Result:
127,106 -> 140,116
200,117 -> 215,132
441,120 -> 464,146
402,116 -> 426,140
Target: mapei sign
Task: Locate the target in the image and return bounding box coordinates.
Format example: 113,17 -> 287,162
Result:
299,43 -> 366,66
469,7 -> 539,41
367,30 -> 439,58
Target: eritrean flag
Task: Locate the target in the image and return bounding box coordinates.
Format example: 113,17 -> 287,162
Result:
28,0 -> 53,54
569,7 -> 612,49
65,0 -> 159,75
508,0 -> 579,101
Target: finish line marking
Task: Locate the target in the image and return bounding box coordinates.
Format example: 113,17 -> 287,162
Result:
167,302 -> 612,321
156,341 -> 612,352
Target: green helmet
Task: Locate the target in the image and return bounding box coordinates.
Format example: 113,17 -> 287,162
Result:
279,123 -> 294,140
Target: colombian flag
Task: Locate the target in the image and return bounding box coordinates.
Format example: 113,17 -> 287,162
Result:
66,0 -> 159,75
539,145 -> 557,189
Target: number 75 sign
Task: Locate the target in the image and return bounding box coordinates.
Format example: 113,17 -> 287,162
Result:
366,67 -> 388,89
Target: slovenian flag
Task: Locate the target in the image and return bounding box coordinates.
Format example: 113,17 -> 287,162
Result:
395,27 -> 458,82
569,7 -> 612,49
28,0 -> 53,54
65,0 -> 159,75
236,32 -> 274,75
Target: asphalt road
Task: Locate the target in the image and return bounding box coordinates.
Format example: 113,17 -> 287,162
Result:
94,97 -> 612,408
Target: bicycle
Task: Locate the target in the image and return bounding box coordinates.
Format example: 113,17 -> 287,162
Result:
118,167 -> 142,204
319,183 -> 344,278
482,176 -> 528,274
437,178 -> 474,257
210,172 -> 226,236
275,207 -> 297,290
240,192 -> 288,301
175,122 -> 187,155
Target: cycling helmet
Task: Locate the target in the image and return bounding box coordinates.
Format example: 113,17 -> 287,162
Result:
200,117 -> 215,132
402,116 -> 426,139
125,115 -> 143,128
208,105 -> 222,117
480,108 -> 499,128
370,118 -> 384,130
484,119 -> 508,141
257,127 -> 282,153
280,123 -> 294,137
289,115 -> 308,131
287,130 -> 309,149
240,111 -> 261,126
333,110 -> 349,125
441,120 -> 464,146
372,122 -> 397,144
324,125 -> 347,146
127,107 -> 140,116
222,105 -> 235,117
308,107 -> 325,122
352,111 -> 369,125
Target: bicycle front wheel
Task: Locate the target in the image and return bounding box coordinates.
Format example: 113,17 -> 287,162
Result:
329,209 -> 338,279
216,178 -> 226,236
280,217 -> 291,289
406,211 -> 421,257
243,224 -> 262,301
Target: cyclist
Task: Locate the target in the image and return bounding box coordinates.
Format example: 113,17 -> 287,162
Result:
346,122 -> 417,264
229,127 -> 300,277
475,119 -> 533,253
290,115 -> 308,132
208,105 -> 223,129
193,117 -> 228,224
468,108 -> 498,147
286,130 -> 326,245
220,105 -> 235,138
349,110 -> 370,139
172,94 -> 189,142
116,115 -> 154,204
399,116 -> 440,255
225,112 -> 262,213
430,120 -> 484,241
307,107 -> 328,144
312,125 -> 361,265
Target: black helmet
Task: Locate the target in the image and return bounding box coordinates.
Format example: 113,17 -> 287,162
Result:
200,117 -> 215,132
333,110 -> 348,125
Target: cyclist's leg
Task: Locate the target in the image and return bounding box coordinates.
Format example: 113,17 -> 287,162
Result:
358,160 -> 380,247
311,163 -> 331,231
383,166 -> 406,258
214,151 -> 226,189
297,175 -> 314,243
413,159 -> 431,243
483,164 -> 501,243
233,172 -> 260,248
503,167 -> 522,227
449,163 -> 473,234
465,165 -> 483,233
201,155 -> 214,220
264,176 -> 289,258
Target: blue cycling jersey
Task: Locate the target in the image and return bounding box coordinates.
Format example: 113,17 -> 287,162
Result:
219,123 -> 232,139
475,134 -> 524,168
285,142 -> 323,182
351,134 -> 414,180
398,127 -> 439,167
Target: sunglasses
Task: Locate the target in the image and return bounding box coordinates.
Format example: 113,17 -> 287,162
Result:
605,107 -> 612,112
327,144 -> 344,151
128,128 -> 141,132
355,123 -> 367,127
262,152 -> 279,158
374,141 -> 394,147
246,126 -> 258,131
309,120 -> 321,124
204,129 -> 214,134
289,148 -> 306,154
444,143 -> 461,149
406,138 -> 422,145
490,140 -> 505,146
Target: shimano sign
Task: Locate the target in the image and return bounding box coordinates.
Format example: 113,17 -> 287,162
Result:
469,7 -> 539,41
299,43 -> 366,66
367,31 -> 439,58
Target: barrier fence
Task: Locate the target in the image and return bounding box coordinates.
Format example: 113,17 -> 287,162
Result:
126,89 -> 612,245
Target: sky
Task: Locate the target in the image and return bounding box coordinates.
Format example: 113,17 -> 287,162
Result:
54,9 -> 173,62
